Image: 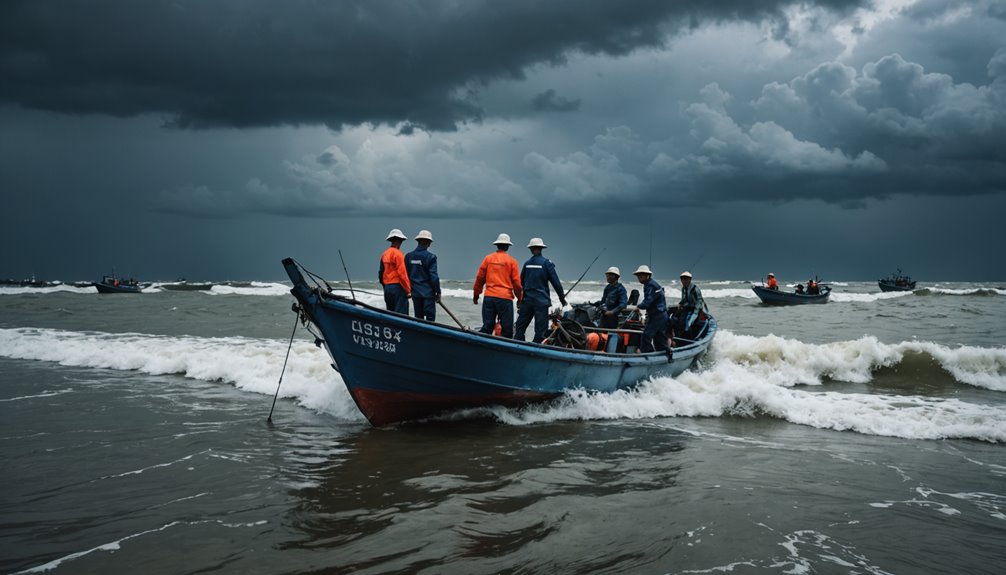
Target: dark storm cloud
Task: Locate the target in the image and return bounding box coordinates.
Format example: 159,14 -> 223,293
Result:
154,47 -> 1006,219
532,89 -> 581,113
0,0 -> 863,131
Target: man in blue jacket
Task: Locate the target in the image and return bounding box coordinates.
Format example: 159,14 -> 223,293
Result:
594,266 -> 628,329
514,237 -> 567,342
405,230 -> 441,321
628,265 -> 668,353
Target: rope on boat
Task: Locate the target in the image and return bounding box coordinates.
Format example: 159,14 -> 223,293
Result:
267,304 -> 304,423
547,317 -> 588,349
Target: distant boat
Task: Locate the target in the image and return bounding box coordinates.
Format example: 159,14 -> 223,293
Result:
752,283 -> 831,305
282,258 -> 717,426
878,269 -> 916,292
93,274 -> 142,294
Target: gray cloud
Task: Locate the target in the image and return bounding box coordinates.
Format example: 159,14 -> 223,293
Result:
156,48 -> 1005,218
532,89 -> 581,112
1,0 -> 863,132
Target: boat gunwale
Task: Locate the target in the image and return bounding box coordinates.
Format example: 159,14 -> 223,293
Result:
298,287 -> 714,366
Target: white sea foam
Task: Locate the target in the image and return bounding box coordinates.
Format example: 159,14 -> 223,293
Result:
0,327 -> 364,422
3,327 -> 1004,440
918,287 -> 1005,296
704,288 -> 760,299
206,282 -> 291,296
0,285 -> 97,295
829,291 -> 914,303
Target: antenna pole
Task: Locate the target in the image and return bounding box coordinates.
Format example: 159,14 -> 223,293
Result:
338,250 -> 357,300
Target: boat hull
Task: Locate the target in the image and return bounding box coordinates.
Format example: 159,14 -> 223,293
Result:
283,258 -> 716,425
751,285 -> 830,305
94,282 -> 142,294
878,280 -> 915,292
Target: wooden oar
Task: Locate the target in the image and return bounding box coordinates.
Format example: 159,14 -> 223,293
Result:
438,299 -> 467,329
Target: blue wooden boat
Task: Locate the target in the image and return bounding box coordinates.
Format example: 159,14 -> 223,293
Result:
93,275 -> 142,294
751,284 -> 830,305
282,258 -> 717,426
878,269 -> 916,292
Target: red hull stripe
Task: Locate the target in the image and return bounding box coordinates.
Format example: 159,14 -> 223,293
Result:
350,387 -> 558,426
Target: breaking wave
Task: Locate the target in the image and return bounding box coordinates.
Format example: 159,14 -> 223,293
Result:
2,327 -> 1004,441
915,287 -> 1005,297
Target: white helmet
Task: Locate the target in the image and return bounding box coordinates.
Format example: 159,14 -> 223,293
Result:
527,237 -> 547,248
386,228 -> 407,241
493,233 -> 513,246
605,266 -> 620,276
415,230 -> 434,242
767,272 -> 774,277
633,265 -> 652,276
680,271 -> 693,278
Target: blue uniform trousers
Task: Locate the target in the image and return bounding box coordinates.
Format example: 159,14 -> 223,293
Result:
479,296 -> 513,338
514,302 -> 550,342
641,312 -> 669,353
383,284 -> 409,315
412,296 -> 436,321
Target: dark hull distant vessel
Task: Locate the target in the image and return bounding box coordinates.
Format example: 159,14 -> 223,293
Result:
283,258 -> 717,426
752,284 -> 831,305
878,269 -> 916,292
93,276 -> 142,294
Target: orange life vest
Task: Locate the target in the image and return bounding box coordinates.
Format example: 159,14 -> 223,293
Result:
474,250 -> 523,300
380,247 -> 411,292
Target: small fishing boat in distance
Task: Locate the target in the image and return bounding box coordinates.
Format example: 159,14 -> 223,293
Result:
282,258 -> 716,426
752,282 -> 831,305
93,274 -> 142,294
878,269 -> 916,292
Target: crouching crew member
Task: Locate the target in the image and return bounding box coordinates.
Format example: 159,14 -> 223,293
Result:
474,233 -> 523,338
405,229 -> 441,321
628,265 -> 668,353
595,266 -> 628,329
766,273 -> 779,290
379,229 -> 411,314
515,237 -> 567,343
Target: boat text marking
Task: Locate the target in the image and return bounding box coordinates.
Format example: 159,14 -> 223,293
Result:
351,320 -> 401,353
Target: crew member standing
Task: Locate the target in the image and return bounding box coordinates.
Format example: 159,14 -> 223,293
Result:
677,271 -> 705,333
378,229 -> 411,314
405,230 -> 441,321
595,266 -> 628,329
473,233 -> 522,338
766,273 -> 779,290
514,237 -> 566,343
627,265 -> 668,353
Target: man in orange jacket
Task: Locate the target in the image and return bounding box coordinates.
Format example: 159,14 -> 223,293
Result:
473,233 -> 523,338
766,273 -> 779,290
379,228 -> 411,314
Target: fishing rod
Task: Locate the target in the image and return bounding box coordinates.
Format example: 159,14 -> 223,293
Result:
563,247 -> 606,299
338,250 -> 356,300
686,251 -> 705,274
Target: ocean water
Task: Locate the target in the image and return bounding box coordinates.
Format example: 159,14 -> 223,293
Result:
1,278 -> 1004,574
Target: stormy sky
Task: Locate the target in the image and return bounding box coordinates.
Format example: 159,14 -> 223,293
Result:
2,0 -> 1004,282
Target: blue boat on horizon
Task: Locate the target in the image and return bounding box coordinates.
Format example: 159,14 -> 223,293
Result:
282,258 -> 717,426
93,274 -> 142,294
